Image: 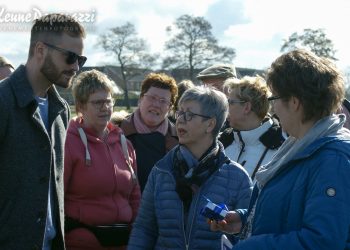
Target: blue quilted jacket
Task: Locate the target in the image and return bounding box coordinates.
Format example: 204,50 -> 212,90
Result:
234,134 -> 350,250
128,144 -> 252,250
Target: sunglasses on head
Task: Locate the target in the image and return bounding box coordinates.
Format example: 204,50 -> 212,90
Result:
43,42 -> 87,68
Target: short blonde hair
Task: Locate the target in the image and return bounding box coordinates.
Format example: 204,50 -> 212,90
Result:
110,110 -> 130,126
72,69 -> 118,111
225,75 -> 271,119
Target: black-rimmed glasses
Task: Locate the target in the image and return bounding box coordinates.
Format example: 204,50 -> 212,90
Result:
43,42 -> 87,68
228,98 -> 247,105
175,110 -> 211,121
268,95 -> 282,102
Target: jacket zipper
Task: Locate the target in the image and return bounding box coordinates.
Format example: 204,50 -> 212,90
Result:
181,203 -> 189,250
105,142 -> 122,212
185,188 -> 201,250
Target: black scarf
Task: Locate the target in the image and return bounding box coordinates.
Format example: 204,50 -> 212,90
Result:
173,141 -> 229,211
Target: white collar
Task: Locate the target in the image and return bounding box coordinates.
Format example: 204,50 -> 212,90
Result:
233,118 -> 273,146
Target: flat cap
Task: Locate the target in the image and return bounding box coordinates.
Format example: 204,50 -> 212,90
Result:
197,64 -> 237,80
0,56 -> 14,69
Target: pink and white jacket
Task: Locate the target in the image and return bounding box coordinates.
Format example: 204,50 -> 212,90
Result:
64,117 -> 141,250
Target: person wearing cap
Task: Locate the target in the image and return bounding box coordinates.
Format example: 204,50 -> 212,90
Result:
197,64 -> 237,131
196,63 -> 237,92
0,56 -> 15,80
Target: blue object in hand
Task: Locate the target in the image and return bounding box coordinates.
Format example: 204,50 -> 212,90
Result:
200,197 -> 228,221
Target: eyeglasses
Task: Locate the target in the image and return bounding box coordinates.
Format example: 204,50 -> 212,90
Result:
228,98 -> 247,105
175,110 -> 211,121
88,99 -> 115,110
43,42 -> 87,68
143,94 -> 171,107
268,95 -> 282,104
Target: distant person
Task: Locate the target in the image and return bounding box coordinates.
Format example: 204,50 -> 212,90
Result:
210,49 -> 350,250
197,63 -> 237,130
169,79 -> 195,122
219,76 -> 285,180
0,55 -> 14,80
64,69 -> 140,249
337,99 -> 350,129
120,72 -> 178,192
0,13 -> 86,249
197,63 -> 237,92
128,86 -> 252,249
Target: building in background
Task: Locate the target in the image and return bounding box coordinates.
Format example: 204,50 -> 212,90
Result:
57,65 -> 264,105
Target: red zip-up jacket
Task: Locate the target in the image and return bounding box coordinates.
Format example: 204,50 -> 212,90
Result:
64,117 -> 140,249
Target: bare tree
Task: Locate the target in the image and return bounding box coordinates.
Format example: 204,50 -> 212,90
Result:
162,14 -> 235,81
98,22 -> 158,109
281,28 -> 336,60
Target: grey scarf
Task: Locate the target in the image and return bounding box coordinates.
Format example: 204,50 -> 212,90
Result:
242,114 -> 349,238
255,114 -> 348,187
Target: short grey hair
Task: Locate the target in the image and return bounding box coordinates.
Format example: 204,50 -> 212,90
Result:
178,86 -> 228,138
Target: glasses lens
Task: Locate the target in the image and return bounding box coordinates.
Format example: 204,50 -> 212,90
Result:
184,112 -> 191,121
175,111 -> 186,120
65,52 -> 86,67
77,56 -> 87,67
102,99 -> 114,109
66,52 -> 77,65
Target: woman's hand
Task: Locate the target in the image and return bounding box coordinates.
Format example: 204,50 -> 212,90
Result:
208,211 -> 242,234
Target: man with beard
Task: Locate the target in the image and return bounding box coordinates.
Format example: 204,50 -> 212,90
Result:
0,13 -> 86,250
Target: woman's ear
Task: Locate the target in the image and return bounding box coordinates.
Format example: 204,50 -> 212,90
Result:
243,101 -> 252,114
206,118 -> 216,133
290,96 -> 301,111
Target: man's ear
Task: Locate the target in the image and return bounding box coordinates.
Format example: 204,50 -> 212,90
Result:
34,41 -> 47,62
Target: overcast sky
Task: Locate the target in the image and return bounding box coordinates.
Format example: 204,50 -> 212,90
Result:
1,0 -> 350,72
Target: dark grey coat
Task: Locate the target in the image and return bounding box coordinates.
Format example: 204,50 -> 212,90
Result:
0,65 -> 69,249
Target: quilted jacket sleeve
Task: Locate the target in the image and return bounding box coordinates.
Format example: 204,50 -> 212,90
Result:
233,152 -> 350,250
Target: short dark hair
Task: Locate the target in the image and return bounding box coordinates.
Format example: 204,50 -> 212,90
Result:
140,72 -> 178,107
175,79 -> 195,109
29,13 -> 86,57
267,49 -> 344,122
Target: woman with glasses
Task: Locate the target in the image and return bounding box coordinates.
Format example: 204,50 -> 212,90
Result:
64,69 -> 141,250
128,86 -> 252,250
210,49 -> 350,250
120,72 -> 178,192
219,76 -> 285,180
